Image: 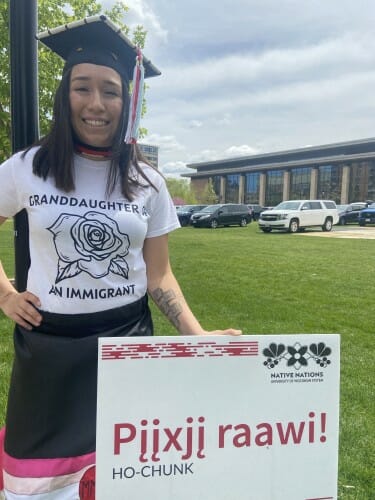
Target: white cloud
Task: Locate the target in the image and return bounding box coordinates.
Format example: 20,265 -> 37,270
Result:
215,114 -> 232,126
142,133 -> 185,154
188,149 -> 220,163
119,0 -> 168,48
161,161 -> 191,177
188,120 -> 203,129
102,0 -> 375,177
223,145 -> 259,158
152,33 -> 375,102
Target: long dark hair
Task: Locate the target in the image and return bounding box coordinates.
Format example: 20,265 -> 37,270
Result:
25,67 -> 157,200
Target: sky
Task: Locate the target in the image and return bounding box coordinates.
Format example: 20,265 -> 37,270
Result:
102,0 -> 375,178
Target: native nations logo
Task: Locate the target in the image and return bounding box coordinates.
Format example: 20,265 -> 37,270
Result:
263,342 -> 332,370
48,211 -> 130,283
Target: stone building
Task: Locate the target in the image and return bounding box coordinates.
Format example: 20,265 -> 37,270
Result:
139,143 -> 159,169
183,137 -> 375,206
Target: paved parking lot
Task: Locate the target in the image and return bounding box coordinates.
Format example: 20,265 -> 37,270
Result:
297,226 -> 375,239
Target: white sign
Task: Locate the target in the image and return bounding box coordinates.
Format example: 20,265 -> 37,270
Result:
96,334 -> 340,500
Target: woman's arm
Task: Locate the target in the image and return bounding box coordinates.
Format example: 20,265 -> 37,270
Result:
143,234 -> 241,336
0,216 -> 42,330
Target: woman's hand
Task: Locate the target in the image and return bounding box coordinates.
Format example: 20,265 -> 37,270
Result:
195,328 -> 242,336
0,217 -> 42,330
0,290 -> 42,330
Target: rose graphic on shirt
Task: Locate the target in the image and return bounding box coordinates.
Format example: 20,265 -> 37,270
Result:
48,211 -> 130,283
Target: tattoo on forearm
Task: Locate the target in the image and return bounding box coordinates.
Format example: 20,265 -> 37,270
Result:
151,288 -> 183,328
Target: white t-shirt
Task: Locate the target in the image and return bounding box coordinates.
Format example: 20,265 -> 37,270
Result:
0,148 -> 180,314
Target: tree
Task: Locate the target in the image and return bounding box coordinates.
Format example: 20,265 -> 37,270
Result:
0,0 -> 147,163
199,178 -> 218,204
166,178 -> 197,205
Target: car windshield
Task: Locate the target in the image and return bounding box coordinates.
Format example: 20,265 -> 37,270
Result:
274,201 -> 302,210
337,204 -> 349,211
176,205 -> 196,213
200,205 -> 220,213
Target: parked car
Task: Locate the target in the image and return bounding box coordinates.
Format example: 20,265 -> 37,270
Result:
247,204 -> 265,221
336,204 -> 349,212
258,200 -> 339,233
351,202 -> 369,208
358,203 -> 375,226
337,203 -> 365,225
191,204 -> 252,228
176,205 -> 208,226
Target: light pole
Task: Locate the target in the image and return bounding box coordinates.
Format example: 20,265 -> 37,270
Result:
9,0 -> 39,291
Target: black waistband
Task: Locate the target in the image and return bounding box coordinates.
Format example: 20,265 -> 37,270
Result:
36,295 -> 149,337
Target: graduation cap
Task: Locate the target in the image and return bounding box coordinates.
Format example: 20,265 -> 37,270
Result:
37,15 -> 161,143
36,15 -> 160,80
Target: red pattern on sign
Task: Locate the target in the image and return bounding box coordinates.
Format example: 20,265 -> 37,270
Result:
101,341 -> 258,360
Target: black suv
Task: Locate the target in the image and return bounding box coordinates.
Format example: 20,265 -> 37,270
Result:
247,204 -> 265,221
191,204 -> 251,228
337,203 -> 366,225
176,205 -> 207,226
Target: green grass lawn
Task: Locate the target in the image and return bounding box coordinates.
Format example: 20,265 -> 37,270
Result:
0,221 -> 374,498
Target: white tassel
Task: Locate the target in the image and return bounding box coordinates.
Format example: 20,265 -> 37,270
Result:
125,49 -> 145,144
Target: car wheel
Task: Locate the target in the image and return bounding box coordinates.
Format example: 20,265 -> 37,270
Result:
288,219 -> 299,233
322,217 -> 333,232
240,217 -> 248,227
210,219 -> 218,229
261,227 -> 272,233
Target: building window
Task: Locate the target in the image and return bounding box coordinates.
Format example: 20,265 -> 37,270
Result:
226,174 -> 240,203
290,167 -> 311,199
368,161 -> 375,201
265,170 -> 283,206
349,162 -> 366,201
317,165 -> 341,202
212,176 -> 221,200
350,161 -> 375,202
138,143 -> 159,168
244,173 -> 260,203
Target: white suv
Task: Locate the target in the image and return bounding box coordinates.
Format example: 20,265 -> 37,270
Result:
258,200 -> 339,233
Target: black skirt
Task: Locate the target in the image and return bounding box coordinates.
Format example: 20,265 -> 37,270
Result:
4,295 -> 153,460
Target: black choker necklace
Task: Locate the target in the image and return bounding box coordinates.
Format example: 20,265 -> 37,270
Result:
75,141 -> 113,158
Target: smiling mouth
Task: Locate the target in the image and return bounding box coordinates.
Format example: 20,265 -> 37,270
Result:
83,119 -> 109,127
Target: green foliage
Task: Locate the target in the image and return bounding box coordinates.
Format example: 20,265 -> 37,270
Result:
0,1 -> 11,160
198,178 -> 218,204
0,219 -> 13,276
166,178 -> 197,205
0,0 -> 148,163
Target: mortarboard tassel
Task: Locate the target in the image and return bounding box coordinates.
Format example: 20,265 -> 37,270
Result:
125,48 -> 145,144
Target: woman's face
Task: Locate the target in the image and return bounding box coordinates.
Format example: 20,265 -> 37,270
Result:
69,63 -> 123,148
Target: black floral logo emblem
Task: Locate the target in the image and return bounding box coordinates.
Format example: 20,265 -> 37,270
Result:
48,211 -> 130,283
263,342 -> 332,370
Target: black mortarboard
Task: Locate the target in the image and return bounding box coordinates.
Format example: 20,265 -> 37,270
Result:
36,15 -> 161,82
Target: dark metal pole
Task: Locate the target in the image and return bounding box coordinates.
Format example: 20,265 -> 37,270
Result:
9,0 -> 39,291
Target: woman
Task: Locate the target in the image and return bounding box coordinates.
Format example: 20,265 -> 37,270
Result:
0,15 -> 240,499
